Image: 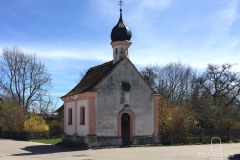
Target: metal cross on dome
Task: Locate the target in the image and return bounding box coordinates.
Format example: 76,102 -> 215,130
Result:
119,0 -> 124,11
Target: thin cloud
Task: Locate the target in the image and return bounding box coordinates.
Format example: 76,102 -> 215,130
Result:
37,47 -> 111,62
140,0 -> 172,10
215,0 -> 238,33
1,0 -> 240,105
206,0 -> 239,47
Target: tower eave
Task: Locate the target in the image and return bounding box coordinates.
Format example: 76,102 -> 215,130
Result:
111,40 -> 132,47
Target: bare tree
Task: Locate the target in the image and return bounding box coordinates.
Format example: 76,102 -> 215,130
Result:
0,47 -> 52,110
78,69 -> 88,83
156,62 -> 197,102
140,64 -> 157,90
192,63 -> 240,128
198,63 -> 240,108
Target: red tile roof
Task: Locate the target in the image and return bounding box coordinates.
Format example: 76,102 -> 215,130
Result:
62,60 -> 120,97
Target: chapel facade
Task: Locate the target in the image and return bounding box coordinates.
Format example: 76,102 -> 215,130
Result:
61,6 -> 160,147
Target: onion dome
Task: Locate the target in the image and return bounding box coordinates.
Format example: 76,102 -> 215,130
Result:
111,10 -> 132,42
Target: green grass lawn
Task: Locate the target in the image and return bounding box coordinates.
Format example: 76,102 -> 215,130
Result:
29,138 -> 62,145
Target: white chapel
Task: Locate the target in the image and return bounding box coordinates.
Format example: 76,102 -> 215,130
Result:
61,4 -> 160,147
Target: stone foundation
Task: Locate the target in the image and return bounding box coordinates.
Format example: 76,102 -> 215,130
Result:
133,135 -> 160,145
62,134 -> 159,148
62,134 -> 88,148
96,136 -> 122,147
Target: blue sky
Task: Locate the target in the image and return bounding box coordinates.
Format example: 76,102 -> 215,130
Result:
0,0 -> 240,107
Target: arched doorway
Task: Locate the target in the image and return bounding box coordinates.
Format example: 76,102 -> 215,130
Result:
121,113 -> 130,145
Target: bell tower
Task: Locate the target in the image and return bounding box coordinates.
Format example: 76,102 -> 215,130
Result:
110,1 -> 132,64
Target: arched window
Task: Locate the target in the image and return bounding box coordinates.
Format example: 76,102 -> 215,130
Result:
115,48 -> 118,55
68,108 -> 72,125
80,106 -> 85,125
121,47 -> 124,54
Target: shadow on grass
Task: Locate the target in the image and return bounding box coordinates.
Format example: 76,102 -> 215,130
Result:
12,144 -> 87,156
229,154 -> 240,160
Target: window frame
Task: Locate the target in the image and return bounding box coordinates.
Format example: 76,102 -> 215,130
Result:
68,108 -> 73,125
80,106 -> 85,125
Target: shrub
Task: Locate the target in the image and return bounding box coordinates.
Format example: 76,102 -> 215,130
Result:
24,115 -> 50,132
0,100 -> 29,132
49,120 -> 63,137
159,98 -> 196,144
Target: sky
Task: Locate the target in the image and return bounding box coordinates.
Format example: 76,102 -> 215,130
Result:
0,0 -> 240,107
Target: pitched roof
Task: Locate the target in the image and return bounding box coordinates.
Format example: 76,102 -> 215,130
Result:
54,104 -> 64,113
62,60 -> 120,97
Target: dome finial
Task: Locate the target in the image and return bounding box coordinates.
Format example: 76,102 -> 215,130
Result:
118,0 -> 123,22
119,0 -> 123,12
111,0 -> 132,42
111,0 -> 132,64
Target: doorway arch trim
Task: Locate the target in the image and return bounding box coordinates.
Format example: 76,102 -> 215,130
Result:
117,108 -> 135,141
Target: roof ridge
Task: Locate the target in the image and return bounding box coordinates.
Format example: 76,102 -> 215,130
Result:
89,60 -> 113,70
62,60 -> 115,97
83,60 -> 121,92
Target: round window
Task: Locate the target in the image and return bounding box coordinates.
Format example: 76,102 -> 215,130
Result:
121,81 -> 131,92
